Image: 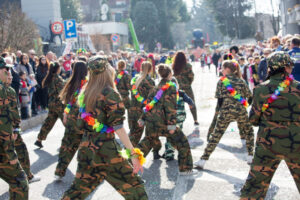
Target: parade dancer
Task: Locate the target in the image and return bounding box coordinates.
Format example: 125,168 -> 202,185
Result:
129,61 -> 159,158
194,60 -> 254,169
35,62 -> 65,148
54,61 -> 88,180
240,52 -> 300,199
6,70 -> 41,183
137,64 -> 197,175
0,58 -> 28,200
61,56 -> 148,200
115,60 -> 131,110
172,52 -> 200,140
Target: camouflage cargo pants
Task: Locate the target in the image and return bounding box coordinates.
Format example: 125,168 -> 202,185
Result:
128,106 -> 144,147
61,134 -> 148,200
201,109 -> 254,160
240,124 -> 300,199
38,105 -> 63,141
184,87 -> 197,122
121,95 -> 131,110
138,123 -> 193,172
0,161 -> 28,200
55,126 -> 83,177
14,134 -> 33,180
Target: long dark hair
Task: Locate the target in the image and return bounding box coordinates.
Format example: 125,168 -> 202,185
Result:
172,51 -> 187,76
20,53 -> 29,65
60,61 -> 87,103
38,56 -> 49,74
42,62 -> 60,88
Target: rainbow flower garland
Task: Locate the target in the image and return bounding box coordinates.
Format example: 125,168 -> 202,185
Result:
115,70 -> 128,85
77,92 -> 114,134
119,148 -> 146,165
131,76 -> 147,105
220,76 -> 249,108
262,75 -> 294,112
64,79 -> 87,115
143,81 -> 179,113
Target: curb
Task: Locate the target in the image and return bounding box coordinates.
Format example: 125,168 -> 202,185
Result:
21,112 -> 48,131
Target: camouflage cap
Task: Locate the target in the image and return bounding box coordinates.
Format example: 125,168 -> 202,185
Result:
87,55 -> 109,75
0,57 -> 13,69
267,51 -> 294,71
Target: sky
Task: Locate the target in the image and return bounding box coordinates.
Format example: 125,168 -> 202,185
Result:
184,0 -> 280,15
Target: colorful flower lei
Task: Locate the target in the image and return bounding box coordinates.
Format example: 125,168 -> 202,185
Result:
143,81 -> 179,113
115,70 -> 128,85
131,76 -> 147,105
119,148 -> 146,165
64,78 -> 87,115
77,92 -> 114,134
220,76 -> 249,108
262,75 -> 294,112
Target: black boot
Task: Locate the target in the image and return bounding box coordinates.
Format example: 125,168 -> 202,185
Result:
34,140 -> 43,148
153,151 -> 161,160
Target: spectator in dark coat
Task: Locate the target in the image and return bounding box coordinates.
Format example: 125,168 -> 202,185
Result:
258,48 -> 272,82
36,56 -> 49,110
212,49 -> 221,75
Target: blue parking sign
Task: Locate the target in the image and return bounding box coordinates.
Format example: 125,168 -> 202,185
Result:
64,19 -> 77,40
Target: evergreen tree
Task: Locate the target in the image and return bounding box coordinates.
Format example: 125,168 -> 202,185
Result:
60,0 -> 82,22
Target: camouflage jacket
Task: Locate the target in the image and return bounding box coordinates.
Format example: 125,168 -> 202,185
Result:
115,70 -> 131,98
6,85 -> 20,131
48,74 -> 65,105
131,75 -> 155,108
216,74 -> 252,112
174,63 -> 194,90
77,87 -> 125,140
142,79 -> 178,130
0,82 -> 18,162
250,73 -> 300,126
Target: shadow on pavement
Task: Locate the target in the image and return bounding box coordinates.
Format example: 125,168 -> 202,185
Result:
31,149 -> 58,175
217,143 -> 247,161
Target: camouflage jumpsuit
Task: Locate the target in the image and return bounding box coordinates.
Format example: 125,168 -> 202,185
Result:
240,73 -> 300,199
137,79 -> 193,172
61,87 -> 148,200
37,74 -> 65,141
115,70 -> 132,109
201,75 -> 254,160
55,102 -> 84,177
174,63 -> 198,122
0,81 -> 28,200
129,75 -> 155,147
6,85 -> 33,180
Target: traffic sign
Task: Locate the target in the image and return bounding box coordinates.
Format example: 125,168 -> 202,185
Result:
51,21 -> 63,35
110,34 -> 120,43
64,19 -> 77,40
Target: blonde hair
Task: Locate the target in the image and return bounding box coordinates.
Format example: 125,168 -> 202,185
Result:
117,60 -> 126,70
135,61 -> 152,88
84,64 -> 116,113
222,60 -> 242,78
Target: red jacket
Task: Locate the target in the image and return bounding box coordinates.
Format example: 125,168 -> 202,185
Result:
134,58 -> 145,73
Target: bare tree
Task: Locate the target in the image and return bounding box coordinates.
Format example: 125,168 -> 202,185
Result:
0,1 -> 40,52
90,34 -> 111,53
270,0 -> 280,35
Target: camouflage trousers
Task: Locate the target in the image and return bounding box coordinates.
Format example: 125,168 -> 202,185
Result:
0,161 -> 28,200
184,87 -> 197,122
61,133 -> 148,200
15,134 -> 33,180
240,124 -> 300,199
121,95 -> 131,110
55,126 -> 83,177
201,109 -> 254,160
38,104 -> 64,141
128,106 -> 144,147
138,123 -> 193,172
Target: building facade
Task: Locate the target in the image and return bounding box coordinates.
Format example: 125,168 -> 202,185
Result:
280,0 -> 300,35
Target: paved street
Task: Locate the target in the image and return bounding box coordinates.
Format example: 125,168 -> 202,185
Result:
0,63 -> 299,200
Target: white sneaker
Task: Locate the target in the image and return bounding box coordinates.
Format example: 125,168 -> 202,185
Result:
29,176 -> 41,183
194,159 -> 206,169
247,155 -> 253,164
179,169 -> 198,176
54,175 -> 63,181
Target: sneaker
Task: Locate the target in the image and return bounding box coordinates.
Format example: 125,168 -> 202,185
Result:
34,140 -> 43,148
29,175 -> 41,183
247,155 -> 253,164
153,151 -> 161,160
54,175 -> 63,182
179,169 -> 198,176
194,159 -> 206,169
